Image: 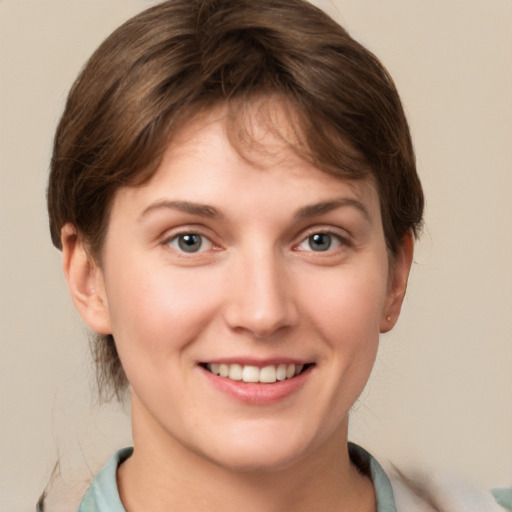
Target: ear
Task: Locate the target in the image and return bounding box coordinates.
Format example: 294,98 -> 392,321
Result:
380,230 -> 414,333
61,223 -> 112,335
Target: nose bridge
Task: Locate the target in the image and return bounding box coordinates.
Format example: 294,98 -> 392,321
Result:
224,244 -> 297,337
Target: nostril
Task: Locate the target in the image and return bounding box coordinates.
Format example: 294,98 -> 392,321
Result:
224,300 -> 299,339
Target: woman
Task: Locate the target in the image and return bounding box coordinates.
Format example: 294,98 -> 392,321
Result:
44,0 -> 510,510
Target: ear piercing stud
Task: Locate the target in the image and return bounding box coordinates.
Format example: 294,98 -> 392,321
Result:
386,316 -> 391,322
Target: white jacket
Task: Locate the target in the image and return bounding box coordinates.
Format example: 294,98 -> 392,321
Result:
391,468 -> 509,512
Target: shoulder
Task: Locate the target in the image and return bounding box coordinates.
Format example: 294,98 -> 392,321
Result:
77,447 -> 132,512
389,467 -> 511,512
349,443 -> 510,512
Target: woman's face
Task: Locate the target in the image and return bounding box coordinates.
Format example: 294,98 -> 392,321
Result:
73,105 -> 410,472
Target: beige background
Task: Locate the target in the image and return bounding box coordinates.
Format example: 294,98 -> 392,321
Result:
1,1 -> 511,510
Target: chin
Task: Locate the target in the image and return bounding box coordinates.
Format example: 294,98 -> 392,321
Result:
205,445 -> 305,474
192,423 -> 328,474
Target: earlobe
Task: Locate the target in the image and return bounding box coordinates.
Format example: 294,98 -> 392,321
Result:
380,230 -> 414,333
61,223 -> 112,335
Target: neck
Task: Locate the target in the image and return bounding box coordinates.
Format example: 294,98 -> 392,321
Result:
117,396 -> 376,512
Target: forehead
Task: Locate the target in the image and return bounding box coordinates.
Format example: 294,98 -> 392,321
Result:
109,103 -> 382,230
160,98 -> 368,186
168,98 -> 304,168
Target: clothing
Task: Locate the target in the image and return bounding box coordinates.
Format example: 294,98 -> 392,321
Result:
77,447 -> 130,512
77,445 -> 511,512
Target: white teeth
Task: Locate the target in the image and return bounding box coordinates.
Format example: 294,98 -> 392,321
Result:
242,365 -> 259,383
276,364 -> 287,381
259,365 -> 277,383
228,363 -> 242,381
206,363 -> 306,383
219,364 -> 229,377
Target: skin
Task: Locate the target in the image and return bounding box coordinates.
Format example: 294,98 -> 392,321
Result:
62,103 -> 413,512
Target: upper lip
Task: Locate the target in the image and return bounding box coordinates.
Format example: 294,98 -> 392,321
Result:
199,357 -> 314,367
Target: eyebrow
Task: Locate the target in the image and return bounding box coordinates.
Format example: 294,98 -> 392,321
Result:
138,197 -> 370,223
295,198 -> 371,222
139,200 -> 223,220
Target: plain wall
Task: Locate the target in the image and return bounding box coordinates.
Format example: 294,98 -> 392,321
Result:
1,1 -> 511,510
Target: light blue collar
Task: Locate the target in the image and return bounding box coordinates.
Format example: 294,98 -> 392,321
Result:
78,444 -> 396,512
349,443 -> 397,512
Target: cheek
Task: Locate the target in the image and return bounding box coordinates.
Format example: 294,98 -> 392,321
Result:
300,261 -> 389,343
104,257 -> 221,360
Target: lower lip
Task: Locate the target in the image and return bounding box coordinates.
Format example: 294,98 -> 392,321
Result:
200,366 -> 312,405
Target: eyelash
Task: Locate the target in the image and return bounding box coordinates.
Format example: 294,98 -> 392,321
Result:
162,228 -> 350,256
294,230 -> 349,253
165,232 -> 215,254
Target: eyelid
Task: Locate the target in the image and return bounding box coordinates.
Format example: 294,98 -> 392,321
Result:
167,233 -> 213,253
293,227 -> 351,252
161,225 -> 221,254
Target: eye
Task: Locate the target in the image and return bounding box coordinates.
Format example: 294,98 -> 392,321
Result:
167,233 -> 212,253
296,232 -> 343,252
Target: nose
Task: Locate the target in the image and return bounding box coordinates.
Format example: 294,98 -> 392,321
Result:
223,249 -> 299,338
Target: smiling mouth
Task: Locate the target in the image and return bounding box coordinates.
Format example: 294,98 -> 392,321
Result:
202,363 -> 312,384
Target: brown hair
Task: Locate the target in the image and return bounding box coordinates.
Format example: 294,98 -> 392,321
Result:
47,0 -> 424,400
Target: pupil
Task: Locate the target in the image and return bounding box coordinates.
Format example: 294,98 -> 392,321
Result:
310,233 -> 331,251
178,234 -> 202,252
